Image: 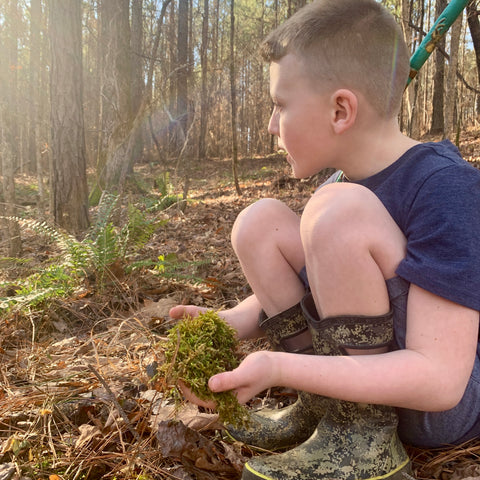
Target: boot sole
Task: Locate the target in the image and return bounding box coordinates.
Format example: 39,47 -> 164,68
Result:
242,456 -> 412,480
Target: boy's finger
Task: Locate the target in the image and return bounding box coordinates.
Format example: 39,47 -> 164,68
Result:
209,372 -> 236,393
169,305 -> 203,319
168,305 -> 186,318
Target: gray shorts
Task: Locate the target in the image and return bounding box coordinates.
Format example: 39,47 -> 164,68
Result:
299,269 -> 480,447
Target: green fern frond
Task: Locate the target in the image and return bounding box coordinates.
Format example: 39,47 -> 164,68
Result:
89,192 -> 119,239
92,222 -> 119,270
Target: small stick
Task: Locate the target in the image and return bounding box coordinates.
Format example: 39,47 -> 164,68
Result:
87,364 -> 141,443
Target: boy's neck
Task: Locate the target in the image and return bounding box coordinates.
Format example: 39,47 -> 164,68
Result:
338,120 -> 419,181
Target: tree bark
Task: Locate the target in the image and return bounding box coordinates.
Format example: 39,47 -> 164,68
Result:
1,0 -> 22,255
444,14 -> 462,139
177,0 -> 189,138
92,0 -> 141,196
430,0 -> 447,134
230,0 -> 241,196
28,0 -> 41,174
49,0 -> 89,233
198,0 -> 209,160
467,0 -> 480,114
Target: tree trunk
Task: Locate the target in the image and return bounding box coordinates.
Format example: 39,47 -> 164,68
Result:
1,0 -> 22,255
177,0 -> 191,199
30,0 -> 46,210
145,0 -> 173,102
177,0 -> 189,139
28,0 -> 41,174
93,0 -> 140,196
131,0 -> 144,117
198,0 -> 209,160
230,0 -> 241,196
49,0 -> 89,233
444,13 -> 462,140
467,0 -> 480,115
128,0 -> 144,176
430,0 -> 447,134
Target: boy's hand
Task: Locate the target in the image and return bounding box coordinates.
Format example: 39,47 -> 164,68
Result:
177,380 -> 217,410
169,305 -> 209,319
208,351 -> 277,405
170,295 -> 265,340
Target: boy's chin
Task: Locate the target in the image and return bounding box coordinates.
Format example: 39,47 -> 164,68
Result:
290,166 -> 316,180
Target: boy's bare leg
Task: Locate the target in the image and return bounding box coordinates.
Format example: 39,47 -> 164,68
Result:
300,182 -> 407,319
232,198 -> 306,317
170,198 -> 306,339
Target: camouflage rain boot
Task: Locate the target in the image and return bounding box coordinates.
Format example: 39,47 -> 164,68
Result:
227,302 -> 328,450
241,292 -> 411,480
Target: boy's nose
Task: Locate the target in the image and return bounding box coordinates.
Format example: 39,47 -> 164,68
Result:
268,111 -> 278,136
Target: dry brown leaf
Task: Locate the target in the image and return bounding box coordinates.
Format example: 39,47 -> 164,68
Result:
156,420 -> 240,474
139,297 -> 178,320
74,424 -> 102,450
175,404 -> 223,431
450,463 -> 480,480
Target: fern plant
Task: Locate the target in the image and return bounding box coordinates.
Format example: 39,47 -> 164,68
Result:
86,194 -> 160,286
0,217 -> 92,314
0,190 -> 199,318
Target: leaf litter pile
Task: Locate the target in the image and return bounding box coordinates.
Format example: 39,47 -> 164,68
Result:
1,147 -> 480,479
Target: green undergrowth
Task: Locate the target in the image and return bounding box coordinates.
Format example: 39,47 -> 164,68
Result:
0,188 -> 191,318
161,310 -> 250,428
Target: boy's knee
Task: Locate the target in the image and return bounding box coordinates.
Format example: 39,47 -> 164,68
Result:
300,183 -> 405,273
300,183 -> 369,241
231,198 -> 289,248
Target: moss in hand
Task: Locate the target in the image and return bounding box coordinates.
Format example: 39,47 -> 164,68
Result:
162,310 -> 250,428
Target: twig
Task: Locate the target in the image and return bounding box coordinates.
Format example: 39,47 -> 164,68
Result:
87,364 -> 141,443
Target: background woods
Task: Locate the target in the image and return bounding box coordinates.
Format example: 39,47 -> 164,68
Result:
1,0 -> 480,235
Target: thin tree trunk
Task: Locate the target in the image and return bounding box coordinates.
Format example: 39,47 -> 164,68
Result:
198,0 -> 209,160
28,0 -> 41,174
30,0 -> 46,210
177,0 -> 189,135
0,138 -> 22,256
430,0 -> 447,134
49,0 -> 89,233
1,0 -> 21,255
145,0 -> 172,102
445,14 -> 462,140
230,0 -> 241,196
467,0 -> 480,114
177,0 -> 191,198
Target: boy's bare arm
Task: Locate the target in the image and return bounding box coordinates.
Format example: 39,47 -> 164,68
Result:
209,285 -> 478,412
169,293 -> 265,340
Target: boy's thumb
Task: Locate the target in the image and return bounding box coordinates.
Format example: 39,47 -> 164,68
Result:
209,373 -> 231,392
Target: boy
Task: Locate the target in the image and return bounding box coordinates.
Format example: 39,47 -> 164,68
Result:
170,0 -> 480,479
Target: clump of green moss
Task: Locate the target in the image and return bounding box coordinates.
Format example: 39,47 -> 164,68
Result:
162,310 -> 250,428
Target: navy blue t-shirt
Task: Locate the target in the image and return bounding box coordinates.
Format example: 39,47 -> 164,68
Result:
350,140 -> 480,312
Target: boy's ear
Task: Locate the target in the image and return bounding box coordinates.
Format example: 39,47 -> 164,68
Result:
330,89 -> 358,134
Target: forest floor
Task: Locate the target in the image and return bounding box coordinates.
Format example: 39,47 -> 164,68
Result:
1,130 -> 480,480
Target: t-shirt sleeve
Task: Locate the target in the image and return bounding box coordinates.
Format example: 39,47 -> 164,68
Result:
396,165 -> 480,311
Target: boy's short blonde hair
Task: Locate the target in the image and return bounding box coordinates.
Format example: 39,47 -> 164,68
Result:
260,0 -> 410,118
